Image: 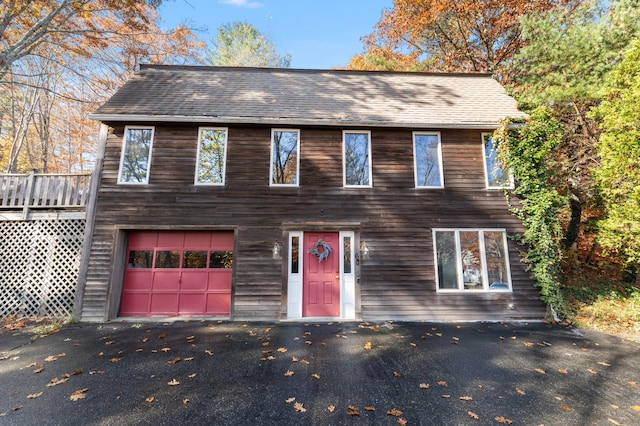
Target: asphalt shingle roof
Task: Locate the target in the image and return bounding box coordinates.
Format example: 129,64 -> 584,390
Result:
91,65 -> 525,129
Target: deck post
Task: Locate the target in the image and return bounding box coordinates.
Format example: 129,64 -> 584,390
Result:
21,171 -> 35,220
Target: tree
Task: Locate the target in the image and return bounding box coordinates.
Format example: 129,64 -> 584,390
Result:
511,0 -> 640,250
589,39 -> 640,267
0,0 -> 205,173
347,0 -> 577,78
205,22 -> 290,68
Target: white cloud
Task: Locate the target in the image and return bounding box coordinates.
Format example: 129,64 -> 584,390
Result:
219,0 -> 263,8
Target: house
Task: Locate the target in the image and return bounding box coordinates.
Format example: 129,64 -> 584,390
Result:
75,65 -> 545,322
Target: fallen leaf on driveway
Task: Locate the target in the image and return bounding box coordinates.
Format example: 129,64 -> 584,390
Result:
437,381 -> 448,387
160,347 -> 171,353
205,350 -> 214,356
167,379 -> 180,386
534,368 -> 546,374
168,357 -> 181,365
311,373 -> 320,379
587,369 -> 598,375
387,408 -> 403,416
145,397 -> 154,403
608,419 -> 621,425
277,347 -> 287,353
515,388 -> 526,395
419,383 -> 430,389
495,415 -> 513,424
33,365 -> 44,374
364,342 -> 372,350
183,399 -> 190,404
393,371 -> 403,378
630,381 -> 638,389
397,418 -> 407,426
284,370 -> 294,377
364,406 -> 375,411
468,411 -> 479,419
188,373 -> 197,378
560,405 -> 573,411
293,402 -> 306,413
69,388 -> 88,401
110,358 -> 121,363
300,359 -> 310,365
27,392 -> 43,399
558,369 -> 568,374
459,396 -> 473,401
632,406 -> 640,411
347,405 -> 360,416
44,353 -> 65,362
328,405 -> 335,412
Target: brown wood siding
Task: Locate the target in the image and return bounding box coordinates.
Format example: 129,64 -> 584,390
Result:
79,124 -> 546,321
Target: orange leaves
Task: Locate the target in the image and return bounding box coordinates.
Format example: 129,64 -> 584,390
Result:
69,388 -> 88,401
495,415 -> 513,424
346,405 -> 360,416
364,342 -> 372,350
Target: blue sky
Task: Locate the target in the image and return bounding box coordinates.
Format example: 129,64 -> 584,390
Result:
158,0 -> 393,69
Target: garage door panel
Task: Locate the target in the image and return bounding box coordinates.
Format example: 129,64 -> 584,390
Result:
181,271 -> 208,290
150,293 -> 178,314
179,294 -> 206,314
120,293 -> 150,316
206,293 -> 231,315
152,272 -> 181,291
184,232 -> 213,247
123,271 -> 153,290
128,232 -> 158,249
208,271 -> 232,290
212,232 -> 234,250
156,231 -> 185,247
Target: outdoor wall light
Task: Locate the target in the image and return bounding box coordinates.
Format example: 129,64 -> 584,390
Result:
272,241 -> 283,260
360,241 -> 370,261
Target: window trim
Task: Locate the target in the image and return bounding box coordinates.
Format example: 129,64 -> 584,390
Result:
269,128 -> 300,187
118,125 -> 155,185
482,132 -> 514,190
413,131 -> 444,189
433,228 -> 513,293
194,127 -> 228,186
342,130 -> 373,188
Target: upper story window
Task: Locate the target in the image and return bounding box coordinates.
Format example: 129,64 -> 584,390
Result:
434,229 -> 512,292
483,133 -> 513,189
195,127 -> 228,185
343,131 -> 372,187
413,132 -> 444,188
270,129 -> 300,186
118,126 -> 155,184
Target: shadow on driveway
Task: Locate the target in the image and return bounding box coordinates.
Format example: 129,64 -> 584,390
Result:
1,321 -> 639,425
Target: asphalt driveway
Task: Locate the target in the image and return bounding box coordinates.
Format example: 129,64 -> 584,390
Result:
1,320 -> 639,425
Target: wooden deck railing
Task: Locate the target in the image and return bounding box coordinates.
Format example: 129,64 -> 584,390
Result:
0,172 -> 92,218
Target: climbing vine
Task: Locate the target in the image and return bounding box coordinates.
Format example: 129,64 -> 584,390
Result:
494,106 -> 570,318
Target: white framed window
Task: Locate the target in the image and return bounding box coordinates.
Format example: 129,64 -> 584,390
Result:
270,129 -> 300,186
343,130 -> 372,187
413,131 -> 444,188
433,229 -> 512,292
195,127 -> 228,185
118,126 -> 155,184
483,133 -> 514,189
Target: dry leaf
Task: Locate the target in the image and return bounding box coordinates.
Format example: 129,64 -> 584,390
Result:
397,418 -> 407,426
89,370 -> 105,375
419,383 -> 430,389
559,405 -> 573,411
110,358 -> 121,363
441,394 -> 451,398
468,411 -> 479,419
262,342 -> 270,347
608,419 -> 621,425
33,365 -> 44,374
347,405 -> 360,416
587,369 -> 598,375
104,341 -> 115,345
410,342 -> 417,347
534,368 -> 546,374
293,402 -> 307,413
598,361 -> 611,367
47,376 -> 70,387
167,379 -> 180,386
630,381 -> 638,389
160,347 -> 171,353
610,404 -> 619,409
393,371 -> 403,378
267,355 -> 276,361
311,373 -> 320,379
495,415 -> 513,424
183,399 -> 190,405
285,397 -> 296,403
168,357 -> 181,365
515,388 -> 526,395
459,396 -> 473,401
631,406 -> 640,411
188,373 -> 197,378
558,369 -> 568,374
387,408 -> 403,416
305,341 -> 313,345
205,350 -> 214,356
364,342 -> 372,350
184,357 -> 194,361
284,370 -> 295,377
437,381 -> 448,386
451,337 -> 459,345
44,353 -> 65,362
158,333 -> 166,339
146,397 -> 154,403
292,356 -> 299,362
300,359 -> 310,365
69,388 -> 88,401
277,347 -> 288,353
27,392 -> 43,399
524,342 -> 535,347
186,335 -> 195,340
365,406 -> 376,411
328,405 -> 335,412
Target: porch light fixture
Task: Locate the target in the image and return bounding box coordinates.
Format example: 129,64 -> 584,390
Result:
272,241 -> 282,259
360,241 -> 370,261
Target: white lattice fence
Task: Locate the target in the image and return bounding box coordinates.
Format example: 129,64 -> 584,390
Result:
0,219 -> 85,317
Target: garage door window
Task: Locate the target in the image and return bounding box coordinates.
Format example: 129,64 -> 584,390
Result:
184,251 -> 207,268
129,250 -> 153,268
210,251 -> 233,268
156,250 -> 181,268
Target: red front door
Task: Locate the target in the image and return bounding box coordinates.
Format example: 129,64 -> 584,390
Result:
303,232 -> 340,317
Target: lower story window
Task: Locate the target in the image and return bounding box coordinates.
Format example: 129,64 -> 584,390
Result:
434,229 -> 512,292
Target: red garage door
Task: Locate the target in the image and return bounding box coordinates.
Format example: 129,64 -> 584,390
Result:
120,231 -> 234,317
